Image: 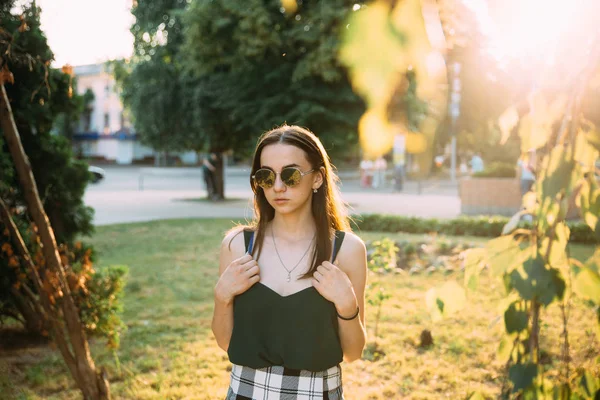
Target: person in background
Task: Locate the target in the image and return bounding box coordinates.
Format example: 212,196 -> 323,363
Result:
469,152 -> 485,174
459,157 -> 469,176
517,150 -> 536,197
373,156 -> 388,189
202,153 -> 220,200
359,158 -> 373,188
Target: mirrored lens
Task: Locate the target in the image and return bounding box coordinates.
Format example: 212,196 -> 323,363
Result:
281,167 -> 302,187
254,169 -> 275,188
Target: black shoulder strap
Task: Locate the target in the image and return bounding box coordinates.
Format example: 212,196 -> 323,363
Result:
243,229 -> 255,255
331,230 -> 346,262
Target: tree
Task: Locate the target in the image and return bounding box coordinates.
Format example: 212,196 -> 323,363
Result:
53,85 -> 95,143
182,0 -> 367,162
117,0 -> 200,166
0,3 -> 127,398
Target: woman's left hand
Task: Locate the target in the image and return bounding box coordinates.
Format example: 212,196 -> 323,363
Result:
311,261 -> 358,317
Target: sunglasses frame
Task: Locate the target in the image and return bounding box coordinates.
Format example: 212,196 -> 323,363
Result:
252,167 -> 315,189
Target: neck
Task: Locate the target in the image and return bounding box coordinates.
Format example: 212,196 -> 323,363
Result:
270,206 -> 316,241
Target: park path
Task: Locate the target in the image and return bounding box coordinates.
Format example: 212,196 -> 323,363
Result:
84,166 -> 461,226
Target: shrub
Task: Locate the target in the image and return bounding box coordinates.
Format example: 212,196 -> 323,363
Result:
353,214 -> 598,244
472,161 -> 517,178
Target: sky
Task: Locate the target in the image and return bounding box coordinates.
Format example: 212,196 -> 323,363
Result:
19,0 -> 135,67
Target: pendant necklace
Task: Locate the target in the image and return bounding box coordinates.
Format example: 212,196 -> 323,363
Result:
271,226 -> 315,282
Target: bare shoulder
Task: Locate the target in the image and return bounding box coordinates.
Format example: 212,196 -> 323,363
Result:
219,226 -> 252,276
220,226 -> 249,259
336,231 -> 367,274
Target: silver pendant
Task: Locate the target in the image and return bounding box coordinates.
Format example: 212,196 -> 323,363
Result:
287,272 -> 291,282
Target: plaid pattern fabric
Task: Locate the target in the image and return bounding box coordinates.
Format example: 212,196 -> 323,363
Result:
225,363 -> 344,400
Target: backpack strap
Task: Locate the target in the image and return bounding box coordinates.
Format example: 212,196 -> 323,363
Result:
331,230 -> 346,263
243,229 -> 255,255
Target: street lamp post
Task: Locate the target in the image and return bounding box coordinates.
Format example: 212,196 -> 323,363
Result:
449,61 -> 461,183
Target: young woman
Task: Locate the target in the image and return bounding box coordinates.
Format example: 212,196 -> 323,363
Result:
212,125 -> 367,399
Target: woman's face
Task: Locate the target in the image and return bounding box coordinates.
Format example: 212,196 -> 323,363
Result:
258,143 -> 322,214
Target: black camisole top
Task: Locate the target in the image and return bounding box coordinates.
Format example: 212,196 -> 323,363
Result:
227,230 -> 345,372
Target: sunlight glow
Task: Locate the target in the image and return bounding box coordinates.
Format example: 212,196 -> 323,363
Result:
466,0 -> 597,66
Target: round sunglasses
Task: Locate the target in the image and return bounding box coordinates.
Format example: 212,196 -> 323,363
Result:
252,167 -> 315,189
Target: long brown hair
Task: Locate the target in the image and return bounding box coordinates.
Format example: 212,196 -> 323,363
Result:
241,124 -> 351,278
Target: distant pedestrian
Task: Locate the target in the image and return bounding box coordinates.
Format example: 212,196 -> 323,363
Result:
360,159 -> 373,188
373,156 -> 387,188
517,151 -> 536,197
459,158 -> 469,175
469,152 -> 484,174
202,153 -> 217,199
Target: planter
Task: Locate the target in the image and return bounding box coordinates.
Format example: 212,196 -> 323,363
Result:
460,176 -> 599,219
459,177 -> 521,216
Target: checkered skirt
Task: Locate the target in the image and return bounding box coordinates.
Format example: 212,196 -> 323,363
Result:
225,363 -> 344,400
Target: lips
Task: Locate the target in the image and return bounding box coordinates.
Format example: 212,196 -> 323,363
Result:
274,198 -> 289,203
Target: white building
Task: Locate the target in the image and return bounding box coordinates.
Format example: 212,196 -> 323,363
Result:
72,62 -> 198,165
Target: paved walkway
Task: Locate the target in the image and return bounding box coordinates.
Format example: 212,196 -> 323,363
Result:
85,166 -> 461,226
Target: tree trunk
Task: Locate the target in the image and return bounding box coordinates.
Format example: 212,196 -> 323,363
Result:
10,285 -> 46,333
214,152 -> 225,200
0,83 -> 110,400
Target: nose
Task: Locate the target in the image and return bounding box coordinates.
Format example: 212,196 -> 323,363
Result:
273,172 -> 286,192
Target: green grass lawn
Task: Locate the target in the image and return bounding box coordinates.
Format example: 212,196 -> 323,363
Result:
1,218 -> 598,399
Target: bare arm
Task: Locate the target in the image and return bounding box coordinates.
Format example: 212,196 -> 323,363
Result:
311,232 -> 367,363
335,233 -> 368,362
211,229 -> 259,352
203,158 -> 216,172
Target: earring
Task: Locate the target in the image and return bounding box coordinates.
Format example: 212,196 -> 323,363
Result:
313,188 -> 318,193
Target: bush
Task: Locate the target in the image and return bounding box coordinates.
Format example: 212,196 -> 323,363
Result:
472,161 -> 516,178
353,214 -> 598,244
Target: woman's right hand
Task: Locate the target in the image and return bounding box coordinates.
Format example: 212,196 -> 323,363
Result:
214,254 -> 260,305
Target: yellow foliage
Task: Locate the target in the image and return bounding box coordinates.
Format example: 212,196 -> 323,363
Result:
280,0 -> 298,14
528,92 -> 567,149
339,2 -> 406,110
405,132 -> 428,154
1,242 -> 13,256
498,106 -> 519,145
340,0 -> 448,166
359,109 -> 394,158
8,256 -> 19,268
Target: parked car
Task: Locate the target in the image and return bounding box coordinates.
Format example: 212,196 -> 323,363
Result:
88,166 -> 106,183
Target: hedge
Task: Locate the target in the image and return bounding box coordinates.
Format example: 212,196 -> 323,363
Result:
352,214 -> 598,245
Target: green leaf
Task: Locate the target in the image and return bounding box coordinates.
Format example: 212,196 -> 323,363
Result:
577,176 -> 600,240
540,222 -> 570,271
575,128 -> 600,169
486,236 -> 530,276
585,127 -> 600,153
550,383 -> 572,400
510,254 -> 565,305
504,301 -> 528,333
538,146 -> 578,203
425,281 -> 466,321
465,392 -> 486,400
509,363 -> 538,392
497,336 -> 513,364
573,267 -> 600,303
463,248 -> 487,290
579,371 -> 598,398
